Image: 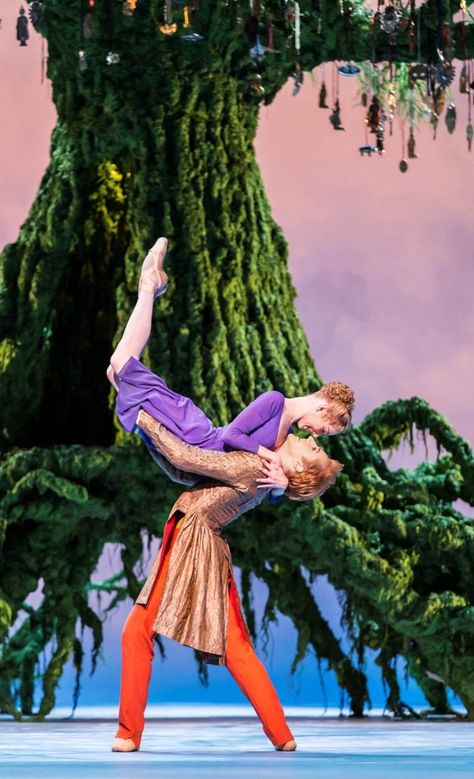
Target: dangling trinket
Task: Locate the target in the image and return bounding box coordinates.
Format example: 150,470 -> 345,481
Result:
359,144 -> 377,157
78,49 -> 88,72
251,73 -> 265,96
106,51 -> 120,64
17,7 -> 29,46
399,159 -> 408,173
366,95 -> 381,133
330,98 -> 345,131
459,64 -> 468,93
338,63 -> 360,76
292,63 -> 303,96
407,128 -> 418,158
410,63 -> 428,82
28,0 -> 45,29
122,0 -> 137,16
436,56 -> 455,88
250,34 -> 265,65
160,0 -> 177,35
445,103 -> 456,134
375,128 -> 385,154
361,92 -> 368,108
319,81 -> 329,108
467,122 -> 473,152
294,2 -> 301,54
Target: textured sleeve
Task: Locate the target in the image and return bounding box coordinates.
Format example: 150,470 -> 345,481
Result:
220,391 -> 284,453
137,410 -> 264,490
137,428 -> 198,487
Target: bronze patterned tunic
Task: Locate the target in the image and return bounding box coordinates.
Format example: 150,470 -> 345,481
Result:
135,409 -> 271,665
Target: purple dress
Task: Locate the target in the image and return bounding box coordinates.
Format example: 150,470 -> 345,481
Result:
115,356 -> 285,454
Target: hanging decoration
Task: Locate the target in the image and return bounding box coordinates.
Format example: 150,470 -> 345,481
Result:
329,64 -> 345,130
445,103 -> 456,134
318,64 -> 329,108
160,0 -> 177,35
122,0 -> 137,16
28,0 -> 45,29
16,7 -> 29,46
106,51 -> 120,64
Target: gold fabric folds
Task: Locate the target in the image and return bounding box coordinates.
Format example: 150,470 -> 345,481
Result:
135,410 -> 269,665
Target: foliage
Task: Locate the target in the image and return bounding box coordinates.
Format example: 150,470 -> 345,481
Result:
0,0 -> 473,720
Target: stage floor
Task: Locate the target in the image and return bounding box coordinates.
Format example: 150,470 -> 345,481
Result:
1,715 -> 473,778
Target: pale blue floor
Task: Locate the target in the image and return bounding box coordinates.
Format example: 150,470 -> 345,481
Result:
1,714 -> 473,778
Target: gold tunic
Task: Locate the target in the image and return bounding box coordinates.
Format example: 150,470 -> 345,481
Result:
135,409 -> 271,665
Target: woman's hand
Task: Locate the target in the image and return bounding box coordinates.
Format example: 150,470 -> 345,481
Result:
257,446 -> 282,468
256,459 -> 289,491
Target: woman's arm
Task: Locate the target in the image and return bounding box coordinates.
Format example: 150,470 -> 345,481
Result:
220,391 -> 285,454
137,409 -> 264,490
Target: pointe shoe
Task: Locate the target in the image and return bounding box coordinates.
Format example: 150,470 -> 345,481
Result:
138,236 -> 169,298
275,739 -> 297,751
111,737 -> 139,752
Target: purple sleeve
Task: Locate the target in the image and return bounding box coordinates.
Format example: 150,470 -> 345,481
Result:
221,391 -> 284,454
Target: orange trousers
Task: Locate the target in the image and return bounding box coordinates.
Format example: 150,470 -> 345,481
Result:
116,515 -> 294,748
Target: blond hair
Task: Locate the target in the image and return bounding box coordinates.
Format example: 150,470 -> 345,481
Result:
315,381 -> 355,430
286,456 -> 343,502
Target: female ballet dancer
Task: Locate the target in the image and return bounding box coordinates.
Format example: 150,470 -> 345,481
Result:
106,237 -> 355,479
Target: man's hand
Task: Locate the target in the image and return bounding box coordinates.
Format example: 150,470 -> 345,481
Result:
257,445 -> 282,468
256,459 -> 289,491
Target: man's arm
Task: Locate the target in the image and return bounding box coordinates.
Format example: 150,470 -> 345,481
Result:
137,409 -> 264,491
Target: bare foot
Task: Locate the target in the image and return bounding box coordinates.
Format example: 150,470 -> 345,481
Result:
111,737 -> 139,752
275,739 -> 297,751
138,236 -> 169,297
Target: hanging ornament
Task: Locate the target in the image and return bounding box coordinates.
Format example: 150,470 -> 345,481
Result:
410,63 -> 428,82
250,34 -> 265,64
106,51 -> 120,64
366,95 -> 381,133
387,82 -> 397,134
28,0 -> 45,29
78,49 -> 88,72
292,63 -> 303,96
399,159 -> 408,172
319,81 -> 329,108
407,128 -> 418,158
294,2 -> 301,54
338,63 -> 360,77
359,144 -> 377,157
467,122 -> 473,152
459,64 -> 468,93
329,98 -> 345,130
251,73 -> 265,96
361,92 -> 368,108
17,7 -> 29,46
433,86 -> 446,118
436,52 -> 455,88
160,0 -> 177,35
122,0 -> 137,16
445,103 -> 456,134
375,127 -> 385,154
183,5 -> 190,28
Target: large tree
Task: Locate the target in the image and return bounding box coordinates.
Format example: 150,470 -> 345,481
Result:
1,0 -> 473,720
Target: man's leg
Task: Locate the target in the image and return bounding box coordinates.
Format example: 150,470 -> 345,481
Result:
224,575 -> 295,749
113,516 -> 184,750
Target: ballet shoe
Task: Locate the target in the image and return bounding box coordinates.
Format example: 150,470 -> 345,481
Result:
275,739 -> 297,751
138,236 -> 169,298
111,737 -> 139,752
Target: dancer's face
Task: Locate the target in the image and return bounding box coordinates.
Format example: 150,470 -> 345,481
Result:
278,433 -> 331,474
296,404 -> 344,438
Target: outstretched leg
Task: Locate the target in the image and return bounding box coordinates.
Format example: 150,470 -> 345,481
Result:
107,237 -> 168,389
225,575 -> 296,750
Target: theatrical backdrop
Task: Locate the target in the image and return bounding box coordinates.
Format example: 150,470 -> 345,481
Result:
0,0 -> 473,721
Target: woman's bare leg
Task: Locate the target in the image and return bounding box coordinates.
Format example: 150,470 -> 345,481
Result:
107,237 -> 168,389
